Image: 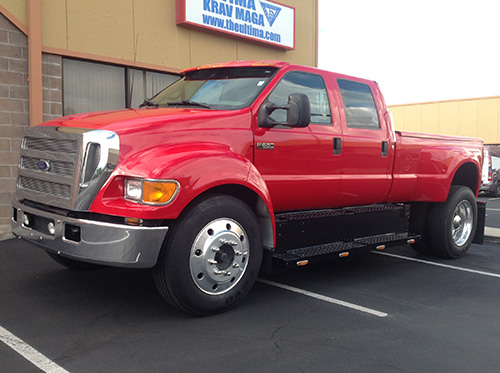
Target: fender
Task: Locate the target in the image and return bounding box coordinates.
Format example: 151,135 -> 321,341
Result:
410,143 -> 483,202
91,142 -> 276,245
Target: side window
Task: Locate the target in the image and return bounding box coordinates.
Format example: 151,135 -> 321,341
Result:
267,72 -> 332,125
338,79 -> 380,129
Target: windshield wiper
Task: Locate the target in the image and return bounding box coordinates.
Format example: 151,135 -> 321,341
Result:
139,98 -> 159,108
167,100 -> 211,109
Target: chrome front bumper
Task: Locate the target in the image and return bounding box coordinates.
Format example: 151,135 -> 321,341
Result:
11,200 -> 169,268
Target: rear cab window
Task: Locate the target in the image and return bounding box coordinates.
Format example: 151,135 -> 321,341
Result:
337,79 -> 380,130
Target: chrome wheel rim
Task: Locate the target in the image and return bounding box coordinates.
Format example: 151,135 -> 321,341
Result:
452,200 -> 473,246
190,218 -> 249,295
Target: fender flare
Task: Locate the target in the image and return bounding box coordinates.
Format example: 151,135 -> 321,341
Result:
114,143 -> 277,248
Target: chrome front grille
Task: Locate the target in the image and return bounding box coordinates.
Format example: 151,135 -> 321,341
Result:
24,137 -> 78,153
16,126 -> 120,211
21,156 -> 75,176
18,176 -> 72,199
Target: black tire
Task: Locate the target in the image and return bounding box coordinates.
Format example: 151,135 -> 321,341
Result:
494,183 -> 500,197
46,252 -> 101,270
153,194 -> 263,316
428,186 -> 477,259
408,202 -> 433,255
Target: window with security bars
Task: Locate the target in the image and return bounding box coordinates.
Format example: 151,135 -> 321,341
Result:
63,59 -> 179,115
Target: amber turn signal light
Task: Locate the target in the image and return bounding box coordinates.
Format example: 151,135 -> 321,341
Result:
125,178 -> 180,205
142,181 -> 178,204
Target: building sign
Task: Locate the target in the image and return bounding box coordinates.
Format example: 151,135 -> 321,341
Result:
176,0 -> 295,50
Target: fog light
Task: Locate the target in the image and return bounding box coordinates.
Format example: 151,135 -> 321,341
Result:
47,222 -> 56,235
22,213 -> 30,227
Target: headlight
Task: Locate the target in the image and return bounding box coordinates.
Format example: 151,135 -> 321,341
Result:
125,179 -> 180,205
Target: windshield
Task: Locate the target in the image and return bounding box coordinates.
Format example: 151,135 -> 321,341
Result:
150,67 -> 278,110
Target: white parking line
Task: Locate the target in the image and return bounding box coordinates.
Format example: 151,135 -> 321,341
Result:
257,278 -> 388,317
0,325 -> 69,373
373,251 -> 500,278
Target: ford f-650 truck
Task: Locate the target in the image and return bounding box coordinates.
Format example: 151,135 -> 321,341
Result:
12,61 -> 485,315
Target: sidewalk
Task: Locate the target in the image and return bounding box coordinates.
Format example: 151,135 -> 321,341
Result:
485,227 -> 500,243
0,226 -> 13,242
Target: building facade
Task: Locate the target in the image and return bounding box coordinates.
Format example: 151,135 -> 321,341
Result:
0,0 -> 319,239
390,96 -> 500,144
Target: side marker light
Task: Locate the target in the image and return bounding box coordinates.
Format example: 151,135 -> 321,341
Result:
125,217 -> 143,226
296,260 -> 309,267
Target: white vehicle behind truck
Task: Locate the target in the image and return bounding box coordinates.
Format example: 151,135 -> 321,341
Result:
481,145 -> 500,197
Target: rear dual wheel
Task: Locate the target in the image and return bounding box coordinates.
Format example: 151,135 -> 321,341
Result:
418,186 -> 477,259
153,195 -> 263,316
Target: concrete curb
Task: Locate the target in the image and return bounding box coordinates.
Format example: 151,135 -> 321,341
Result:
485,227 -> 500,238
484,227 -> 500,243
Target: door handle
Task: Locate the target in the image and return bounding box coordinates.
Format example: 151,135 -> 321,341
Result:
333,138 -> 342,155
382,141 -> 389,157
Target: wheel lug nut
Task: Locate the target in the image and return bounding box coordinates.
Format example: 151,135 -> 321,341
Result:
220,238 -> 238,246
213,269 -> 232,276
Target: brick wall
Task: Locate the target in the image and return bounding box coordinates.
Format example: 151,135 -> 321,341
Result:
0,14 -> 62,240
0,13 -> 28,240
42,53 -> 62,123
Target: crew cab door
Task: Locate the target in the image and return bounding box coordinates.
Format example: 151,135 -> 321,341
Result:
335,78 -> 394,206
253,70 -> 342,212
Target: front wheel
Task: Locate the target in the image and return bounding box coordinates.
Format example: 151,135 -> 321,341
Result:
428,186 -> 477,258
153,194 -> 263,316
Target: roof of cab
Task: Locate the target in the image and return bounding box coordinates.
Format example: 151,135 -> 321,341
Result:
181,60 -> 291,75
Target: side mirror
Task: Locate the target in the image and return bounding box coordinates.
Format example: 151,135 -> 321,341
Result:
258,93 -> 311,128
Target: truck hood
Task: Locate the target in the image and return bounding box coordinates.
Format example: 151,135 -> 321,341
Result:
39,107 -> 254,171
39,107 -> 243,135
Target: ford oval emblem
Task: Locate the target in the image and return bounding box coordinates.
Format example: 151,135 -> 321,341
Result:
36,159 -> 51,172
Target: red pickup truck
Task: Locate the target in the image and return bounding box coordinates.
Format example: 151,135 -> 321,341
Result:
12,61 -> 485,315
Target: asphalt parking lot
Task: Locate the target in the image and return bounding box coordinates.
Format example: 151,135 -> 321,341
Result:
1,197 -> 500,372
